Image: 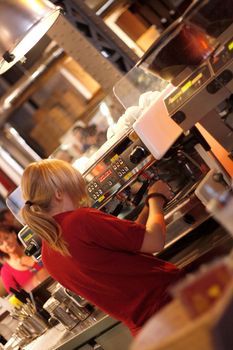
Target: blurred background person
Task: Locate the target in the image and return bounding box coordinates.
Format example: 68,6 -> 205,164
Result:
0,208 -> 22,230
72,124 -> 106,154
96,130 -> 107,147
0,225 -> 49,294
72,125 -> 87,154
52,148 -> 74,163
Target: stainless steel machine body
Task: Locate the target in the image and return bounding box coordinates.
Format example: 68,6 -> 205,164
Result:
43,283 -> 91,330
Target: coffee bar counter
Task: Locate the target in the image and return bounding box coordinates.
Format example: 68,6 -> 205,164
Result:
22,309 -> 119,350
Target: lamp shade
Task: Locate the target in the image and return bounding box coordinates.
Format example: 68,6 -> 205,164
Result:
0,0 -> 61,74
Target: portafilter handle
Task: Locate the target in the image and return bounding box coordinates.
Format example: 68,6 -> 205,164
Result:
132,180 -> 150,206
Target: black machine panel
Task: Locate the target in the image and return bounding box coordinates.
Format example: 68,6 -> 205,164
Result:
85,135 -> 151,207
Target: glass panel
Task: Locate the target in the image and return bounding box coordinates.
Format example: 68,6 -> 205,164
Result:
50,92 -> 124,173
113,65 -> 169,109
184,0 -> 233,39
6,187 -> 24,225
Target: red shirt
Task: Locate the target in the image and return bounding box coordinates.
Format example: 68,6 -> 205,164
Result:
42,208 -> 181,335
1,261 -> 42,293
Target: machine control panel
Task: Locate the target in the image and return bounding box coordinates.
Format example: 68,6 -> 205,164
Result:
87,168 -> 119,201
112,157 -> 130,178
164,36 -> 233,115
164,64 -> 211,114
84,135 -> 151,207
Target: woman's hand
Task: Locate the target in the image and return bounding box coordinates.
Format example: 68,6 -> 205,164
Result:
148,180 -> 174,201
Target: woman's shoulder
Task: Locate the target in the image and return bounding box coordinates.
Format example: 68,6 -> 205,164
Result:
53,207 -> 98,226
55,207 -> 98,219
72,207 -> 113,221
1,261 -> 14,275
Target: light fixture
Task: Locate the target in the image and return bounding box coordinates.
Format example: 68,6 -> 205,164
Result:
0,0 -> 61,74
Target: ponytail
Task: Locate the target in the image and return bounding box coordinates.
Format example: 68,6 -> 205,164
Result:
21,204 -> 70,256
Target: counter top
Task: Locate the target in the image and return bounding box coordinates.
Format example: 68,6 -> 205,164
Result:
23,309 -> 118,350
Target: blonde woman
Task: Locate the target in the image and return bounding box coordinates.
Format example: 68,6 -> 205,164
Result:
20,159 -> 182,336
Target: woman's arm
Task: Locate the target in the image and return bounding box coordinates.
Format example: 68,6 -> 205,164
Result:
135,205 -> 149,225
140,181 -> 173,254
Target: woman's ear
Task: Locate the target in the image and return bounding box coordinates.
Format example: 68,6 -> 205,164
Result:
54,189 -> 63,201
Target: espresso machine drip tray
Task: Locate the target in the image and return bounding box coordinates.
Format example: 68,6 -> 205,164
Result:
165,179 -> 202,213
164,184 -> 209,249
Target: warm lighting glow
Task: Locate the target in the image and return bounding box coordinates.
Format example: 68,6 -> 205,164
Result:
73,156 -> 89,174
0,146 -> 23,185
0,0 -> 61,74
197,123 -> 233,178
100,102 -> 115,125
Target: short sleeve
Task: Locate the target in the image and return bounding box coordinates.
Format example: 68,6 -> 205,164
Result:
79,208 -> 145,252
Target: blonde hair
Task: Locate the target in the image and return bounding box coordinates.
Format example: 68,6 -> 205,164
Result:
21,159 -> 89,256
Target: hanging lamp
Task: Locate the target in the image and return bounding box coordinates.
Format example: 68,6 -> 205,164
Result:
0,0 -> 61,74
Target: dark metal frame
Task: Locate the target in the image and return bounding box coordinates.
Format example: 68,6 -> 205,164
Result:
51,0 -> 138,73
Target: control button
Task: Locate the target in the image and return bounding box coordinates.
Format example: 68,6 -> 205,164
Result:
218,69 -> 233,85
171,111 -> 186,124
183,214 -> 195,225
118,172 -> 122,177
129,146 -> 146,164
207,70 -> 233,94
206,79 -> 221,94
